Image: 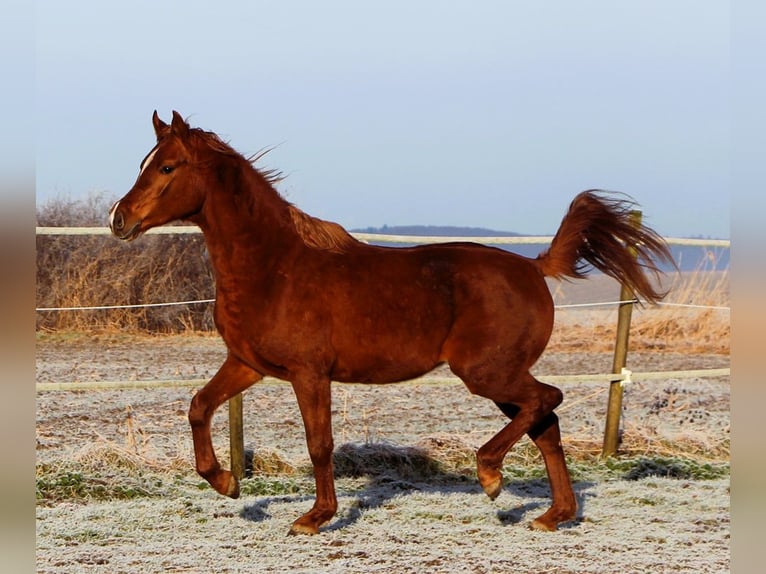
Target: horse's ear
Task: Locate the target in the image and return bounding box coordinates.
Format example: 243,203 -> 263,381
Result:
152,110 -> 168,139
170,110 -> 190,138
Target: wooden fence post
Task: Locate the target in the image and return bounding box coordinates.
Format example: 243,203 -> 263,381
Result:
601,210 -> 641,458
229,394 -> 245,480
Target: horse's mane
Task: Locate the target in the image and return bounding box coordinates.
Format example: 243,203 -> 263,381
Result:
189,127 -> 356,253
287,206 -> 357,253
187,128 -> 285,186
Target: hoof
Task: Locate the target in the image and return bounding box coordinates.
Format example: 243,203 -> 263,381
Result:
481,476 -> 503,501
530,518 -> 557,532
288,508 -> 334,535
529,506 -> 577,532
225,475 -> 240,499
288,522 -> 319,536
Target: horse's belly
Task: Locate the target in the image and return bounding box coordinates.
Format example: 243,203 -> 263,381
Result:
330,353 -> 442,384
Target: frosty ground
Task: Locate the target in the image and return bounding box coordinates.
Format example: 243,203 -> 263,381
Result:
36,333 -> 729,573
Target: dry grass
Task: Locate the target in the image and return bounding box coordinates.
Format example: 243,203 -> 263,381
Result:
248,449 -> 298,476
126,399 -> 732,471
36,404 -> 192,504
631,268 -> 729,354
562,428 -> 729,464
36,194 -> 215,332
36,384 -> 728,507
73,405 -> 191,475
548,265 -> 729,355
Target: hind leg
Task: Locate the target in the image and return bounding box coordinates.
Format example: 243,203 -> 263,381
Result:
473,375 -> 562,497
525,411 -> 578,531
494,402 -> 576,529
473,375 -> 575,530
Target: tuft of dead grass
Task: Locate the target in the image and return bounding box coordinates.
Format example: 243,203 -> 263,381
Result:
71,405 -> 192,475
248,449 -> 298,476
631,268 -> 729,354
561,431 -> 729,465
549,264 -> 729,355
333,442 -> 446,481
417,434 -> 477,472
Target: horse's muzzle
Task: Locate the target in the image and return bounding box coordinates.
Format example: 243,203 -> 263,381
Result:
109,201 -> 142,241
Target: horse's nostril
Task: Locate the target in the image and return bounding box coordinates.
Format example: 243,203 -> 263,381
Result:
113,211 -> 124,231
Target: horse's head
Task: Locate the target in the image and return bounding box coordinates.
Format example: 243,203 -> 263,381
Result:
110,111 -> 203,241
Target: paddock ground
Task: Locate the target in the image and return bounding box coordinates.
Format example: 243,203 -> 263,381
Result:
36,333 -> 729,573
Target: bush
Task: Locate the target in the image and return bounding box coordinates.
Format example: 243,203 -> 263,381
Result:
36,193 -> 215,332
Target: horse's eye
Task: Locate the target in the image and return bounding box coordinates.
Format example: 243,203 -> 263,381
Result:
160,165 -> 175,174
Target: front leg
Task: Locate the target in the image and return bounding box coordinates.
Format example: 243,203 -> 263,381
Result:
288,375 -> 336,535
188,354 -> 262,497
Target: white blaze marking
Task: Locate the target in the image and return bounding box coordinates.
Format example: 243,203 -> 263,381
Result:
109,201 -> 120,228
139,147 -> 159,175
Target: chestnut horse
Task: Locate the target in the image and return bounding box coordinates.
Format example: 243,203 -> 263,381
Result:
110,111 -> 671,535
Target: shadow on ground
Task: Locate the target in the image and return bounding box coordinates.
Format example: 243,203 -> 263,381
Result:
239,442 -> 594,532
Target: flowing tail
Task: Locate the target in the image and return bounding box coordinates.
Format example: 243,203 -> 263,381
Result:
535,190 -> 674,303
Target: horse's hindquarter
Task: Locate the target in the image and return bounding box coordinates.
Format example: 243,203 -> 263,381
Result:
433,243 -> 555,375
323,242 -> 554,383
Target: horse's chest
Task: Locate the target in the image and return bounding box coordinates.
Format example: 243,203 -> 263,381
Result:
213,291 -> 328,377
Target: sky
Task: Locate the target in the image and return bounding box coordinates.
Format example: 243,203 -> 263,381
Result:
35,1 -> 730,238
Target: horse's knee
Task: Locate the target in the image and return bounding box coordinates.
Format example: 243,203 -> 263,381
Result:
307,436 -> 334,466
540,383 -> 563,412
188,392 -> 211,428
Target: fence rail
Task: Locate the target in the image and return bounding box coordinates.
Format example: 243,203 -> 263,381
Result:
35,367 -> 730,393
36,297 -> 730,313
34,226 -> 730,313
35,226 -> 731,248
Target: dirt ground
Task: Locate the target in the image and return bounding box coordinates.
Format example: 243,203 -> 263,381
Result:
36,327 -> 729,573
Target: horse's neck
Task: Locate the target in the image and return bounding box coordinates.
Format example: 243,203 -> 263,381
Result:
192,167 -> 299,278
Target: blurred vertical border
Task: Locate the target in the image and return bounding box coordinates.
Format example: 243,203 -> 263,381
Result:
0,1 -> 34,571
732,0 -> 766,572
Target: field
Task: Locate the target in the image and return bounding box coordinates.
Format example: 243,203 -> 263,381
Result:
35,272 -> 730,573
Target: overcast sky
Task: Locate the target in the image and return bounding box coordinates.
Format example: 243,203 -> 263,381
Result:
36,1 -> 729,238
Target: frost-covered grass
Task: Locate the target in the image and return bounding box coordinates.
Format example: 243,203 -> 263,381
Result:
36,438 -> 728,507
36,466 -> 730,573
36,336 -> 730,571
